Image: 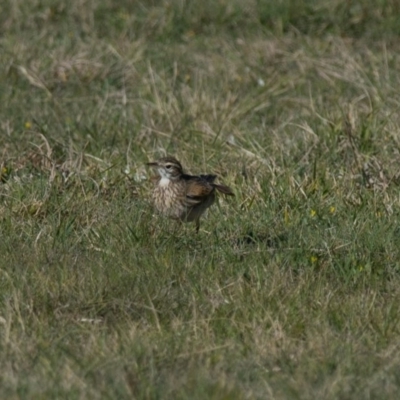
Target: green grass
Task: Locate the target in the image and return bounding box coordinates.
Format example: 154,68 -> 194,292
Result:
2,0 -> 400,398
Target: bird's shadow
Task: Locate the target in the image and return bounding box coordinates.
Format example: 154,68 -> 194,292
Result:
234,230 -> 288,249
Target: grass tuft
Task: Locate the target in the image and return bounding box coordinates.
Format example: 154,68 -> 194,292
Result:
2,0 -> 400,398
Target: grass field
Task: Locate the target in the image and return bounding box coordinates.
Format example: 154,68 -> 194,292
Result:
2,0 -> 400,398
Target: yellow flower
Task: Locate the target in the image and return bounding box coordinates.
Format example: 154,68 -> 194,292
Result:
310,255 -> 318,263
310,209 -> 316,217
185,30 -> 195,38
329,206 -> 335,214
24,121 -> 32,129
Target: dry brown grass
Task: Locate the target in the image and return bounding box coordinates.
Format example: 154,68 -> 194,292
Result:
2,1 -> 400,398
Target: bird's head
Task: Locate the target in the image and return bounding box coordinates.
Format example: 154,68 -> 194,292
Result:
147,156 -> 183,180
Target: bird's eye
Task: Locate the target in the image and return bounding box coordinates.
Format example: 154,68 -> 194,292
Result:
165,164 -> 172,169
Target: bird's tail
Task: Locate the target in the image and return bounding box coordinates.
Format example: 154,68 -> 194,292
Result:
213,183 -> 234,196
200,174 -> 234,196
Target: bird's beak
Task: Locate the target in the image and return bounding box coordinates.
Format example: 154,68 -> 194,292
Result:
146,161 -> 158,167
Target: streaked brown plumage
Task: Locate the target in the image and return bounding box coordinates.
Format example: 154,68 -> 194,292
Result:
147,156 -> 234,232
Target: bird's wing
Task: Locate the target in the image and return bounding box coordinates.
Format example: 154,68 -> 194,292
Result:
199,174 -> 233,195
199,174 -> 217,183
184,176 -> 214,206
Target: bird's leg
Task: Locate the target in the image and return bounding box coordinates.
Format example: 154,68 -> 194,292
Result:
195,219 -> 200,233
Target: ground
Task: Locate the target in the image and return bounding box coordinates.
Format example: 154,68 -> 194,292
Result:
1,1 -> 400,398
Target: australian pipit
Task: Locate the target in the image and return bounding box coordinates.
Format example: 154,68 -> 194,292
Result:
147,156 -> 234,232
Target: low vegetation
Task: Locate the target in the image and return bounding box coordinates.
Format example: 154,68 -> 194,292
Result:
1,0 -> 400,398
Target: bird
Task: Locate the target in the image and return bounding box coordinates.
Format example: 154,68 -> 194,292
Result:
147,156 -> 234,232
